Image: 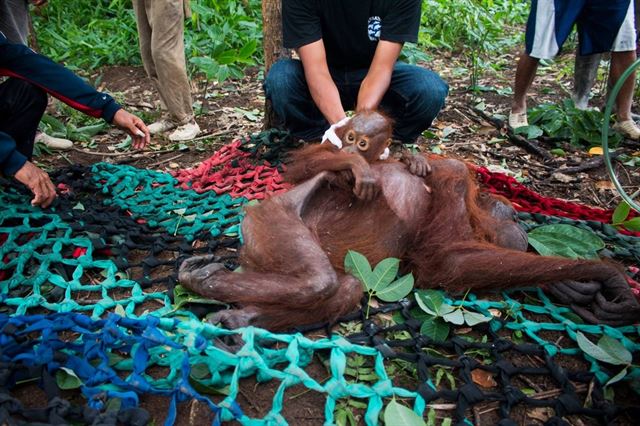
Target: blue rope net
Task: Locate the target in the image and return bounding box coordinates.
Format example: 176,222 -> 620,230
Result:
0,135 -> 638,425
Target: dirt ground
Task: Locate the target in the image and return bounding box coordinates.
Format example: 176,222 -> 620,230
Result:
20,52 -> 640,425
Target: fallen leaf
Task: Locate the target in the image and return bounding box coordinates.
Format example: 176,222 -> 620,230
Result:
527,407 -> 554,422
595,180 -> 615,190
169,162 -> 180,169
471,369 -> 497,388
488,309 -> 502,318
588,147 -> 603,156
477,125 -> 495,135
551,172 -> 575,183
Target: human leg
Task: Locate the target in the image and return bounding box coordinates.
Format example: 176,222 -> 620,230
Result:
509,52 -> 543,128
511,0 -> 584,127
133,0 -> 173,135
579,0 -> 639,137
263,59 -> 329,141
0,78 -> 47,159
145,0 -> 197,141
572,52 -> 602,110
377,63 -> 448,144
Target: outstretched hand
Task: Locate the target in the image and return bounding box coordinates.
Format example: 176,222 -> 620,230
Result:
112,109 -> 150,150
14,161 -> 57,208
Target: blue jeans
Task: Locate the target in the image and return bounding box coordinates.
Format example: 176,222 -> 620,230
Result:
264,59 -> 449,143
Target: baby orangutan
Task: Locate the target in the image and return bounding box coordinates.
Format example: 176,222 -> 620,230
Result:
284,111 -> 430,199
179,111 -> 640,331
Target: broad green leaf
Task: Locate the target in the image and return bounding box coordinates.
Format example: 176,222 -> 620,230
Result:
528,224 -> 604,259
344,250 -> 373,291
514,125 -> 543,139
622,217 -> 640,231
371,258 -> 400,291
238,39 -> 258,59
376,274 -> 414,302
463,311 -> 492,326
56,367 -> 83,390
191,363 -> 211,380
443,309 -> 465,325
612,202 -> 631,224
415,289 -> 445,316
550,148 -> 566,157
383,400 -> 426,426
598,335 -> 632,365
426,408 -> 436,426
606,367 -> 629,387
420,317 -> 449,342
576,332 -> 628,365
173,285 -> 228,310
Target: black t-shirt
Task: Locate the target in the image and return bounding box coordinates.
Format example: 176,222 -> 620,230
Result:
282,0 -> 421,69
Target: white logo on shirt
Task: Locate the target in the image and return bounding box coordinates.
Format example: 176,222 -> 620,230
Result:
368,16 -> 381,41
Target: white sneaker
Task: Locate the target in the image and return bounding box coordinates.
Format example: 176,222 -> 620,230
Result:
168,121 -> 200,141
508,111 -> 529,129
613,119 -> 640,140
35,132 -> 73,150
148,119 -> 177,135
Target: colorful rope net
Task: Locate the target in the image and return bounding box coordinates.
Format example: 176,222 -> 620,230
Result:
0,132 -> 638,425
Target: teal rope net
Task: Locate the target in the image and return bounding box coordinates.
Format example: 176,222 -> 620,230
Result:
0,132 -> 638,425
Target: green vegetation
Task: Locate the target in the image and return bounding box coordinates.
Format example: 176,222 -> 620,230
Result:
33,0 -> 261,81
33,0 -> 527,83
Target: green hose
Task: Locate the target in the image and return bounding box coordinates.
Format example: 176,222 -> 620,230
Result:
602,57 -> 640,212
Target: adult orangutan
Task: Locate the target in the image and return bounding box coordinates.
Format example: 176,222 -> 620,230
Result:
179,111 -> 639,331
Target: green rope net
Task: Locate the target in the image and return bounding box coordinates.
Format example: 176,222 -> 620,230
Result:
0,133 -> 638,425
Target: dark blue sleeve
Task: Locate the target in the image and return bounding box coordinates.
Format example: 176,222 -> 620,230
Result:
0,33 -> 121,122
0,131 -> 27,175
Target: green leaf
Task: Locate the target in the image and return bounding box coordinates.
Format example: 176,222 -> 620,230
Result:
173,285 -> 228,310
550,148 -> 566,157
376,274 -> 414,302
420,317 -> 450,342
415,289 -> 445,316
238,39 -> 257,59
371,258 -> 400,291
606,367 -> 629,387
105,398 -> 122,412
576,332 -> 629,365
443,309 -> 465,325
56,367 -> 83,390
383,400 -> 426,426
612,202 -> 631,224
528,224 -> 605,259
514,125 -> 543,139
344,250 -> 373,291
598,335 -> 632,365
463,311 -> 492,326
621,217 -> 640,231
190,363 -> 211,380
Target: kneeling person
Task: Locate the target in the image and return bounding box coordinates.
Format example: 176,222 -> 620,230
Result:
264,0 -> 449,145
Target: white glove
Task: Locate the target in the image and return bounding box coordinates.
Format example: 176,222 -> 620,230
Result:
321,117 -> 351,148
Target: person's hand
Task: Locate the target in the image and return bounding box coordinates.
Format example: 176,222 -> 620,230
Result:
14,161 -> 57,208
321,117 -> 350,147
30,0 -> 48,6
112,109 -> 150,150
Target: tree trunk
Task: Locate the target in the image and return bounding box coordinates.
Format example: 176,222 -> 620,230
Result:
262,0 -> 290,129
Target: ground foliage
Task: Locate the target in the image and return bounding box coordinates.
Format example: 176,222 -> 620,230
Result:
17,0 -> 640,423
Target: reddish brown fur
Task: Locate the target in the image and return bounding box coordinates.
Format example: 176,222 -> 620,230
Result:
179,114 -> 638,331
